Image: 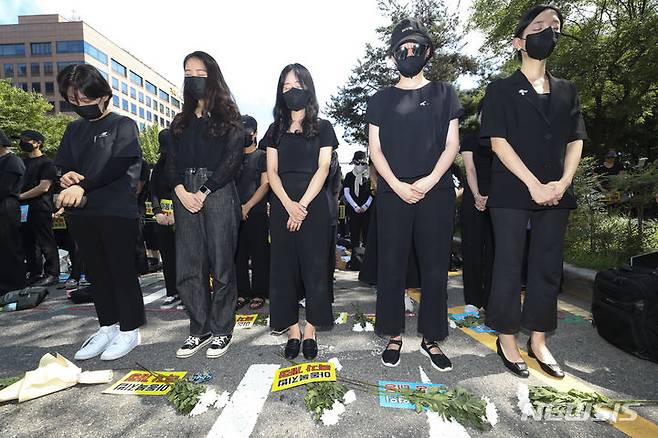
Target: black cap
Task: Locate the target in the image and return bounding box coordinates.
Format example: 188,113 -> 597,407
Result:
20,129 -> 45,143
0,128 -> 10,146
351,150 -> 367,163
389,18 -> 432,54
241,115 -> 258,133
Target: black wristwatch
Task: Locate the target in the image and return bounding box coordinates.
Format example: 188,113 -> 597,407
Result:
199,185 -> 212,195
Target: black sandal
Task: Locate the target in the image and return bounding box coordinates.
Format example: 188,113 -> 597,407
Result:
249,297 -> 265,310
381,338 -> 402,367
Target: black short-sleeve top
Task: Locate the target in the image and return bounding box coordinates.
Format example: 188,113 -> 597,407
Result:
480,70 -> 587,210
264,119 -> 339,176
365,81 -> 464,191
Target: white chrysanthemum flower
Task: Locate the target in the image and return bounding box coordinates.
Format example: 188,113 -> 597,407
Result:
328,357 -> 343,371
198,388 -> 219,408
189,401 -> 209,417
214,391 -> 231,409
320,400 -> 346,426
594,409 -> 616,423
516,384 -> 535,418
364,322 -> 375,332
482,397 -> 499,426
427,411 -> 471,438
352,324 -> 364,332
343,390 -> 356,405
448,319 -> 458,329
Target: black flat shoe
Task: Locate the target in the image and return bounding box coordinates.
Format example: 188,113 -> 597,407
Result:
381,339 -> 402,367
302,338 -> 318,360
527,340 -> 565,379
496,338 -> 529,378
284,338 -> 301,360
421,340 -> 452,372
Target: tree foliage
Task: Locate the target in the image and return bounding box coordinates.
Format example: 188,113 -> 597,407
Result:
139,123 -> 161,164
470,0 -> 658,160
328,0 -> 480,147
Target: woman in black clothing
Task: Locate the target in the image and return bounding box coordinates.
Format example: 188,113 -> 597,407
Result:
167,51 -> 243,360
480,5 -> 586,378
367,18 -> 462,371
55,64 -> 145,361
265,63 -> 339,360
150,129 -> 179,308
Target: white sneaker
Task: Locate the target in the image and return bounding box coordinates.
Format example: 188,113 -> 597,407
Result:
161,295 -> 181,309
100,329 -> 141,361
74,325 -> 119,360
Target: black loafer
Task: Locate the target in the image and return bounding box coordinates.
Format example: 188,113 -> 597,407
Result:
496,338 -> 529,378
302,338 -> 318,360
381,339 -> 402,367
284,338 -> 301,360
527,340 -> 565,379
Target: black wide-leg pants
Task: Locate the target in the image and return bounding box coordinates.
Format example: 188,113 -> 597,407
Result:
236,211 -> 270,299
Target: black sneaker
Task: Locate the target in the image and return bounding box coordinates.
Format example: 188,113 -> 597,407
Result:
207,335 -> 232,359
381,339 -> 402,367
176,334 -> 212,358
421,340 -> 452,372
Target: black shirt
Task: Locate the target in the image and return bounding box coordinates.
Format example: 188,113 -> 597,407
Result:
54,112 -> 142,218
263,119 -> 339,175
365,81 -> 464,192
480,70 -> 588,210
168,116 -> 244,192
343,171 -> 372,207
20,155 -> 56,211
0,152 -> 25,202
236,148 -> 267,214
460,131 -> 493,196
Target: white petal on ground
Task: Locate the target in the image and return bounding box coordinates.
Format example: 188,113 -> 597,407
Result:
419,366 -> 432,384
320,400 -> 347,426
343,390 -> 356,405
328,357 -> 343,371
427,412 -> 471,438
448,319 -> 458,329
363,322 -> 375,332
516,384 -> 535,418
352,324 -> 364,332
483,397 -> 499,426
189,401 -> 209,417
214,391 -> 231,409
198,388 -> 219,408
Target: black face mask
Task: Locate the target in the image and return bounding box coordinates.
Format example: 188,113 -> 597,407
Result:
19,141 -> 34,152
73,102 -> 104,120
185,76 -> 207,100
283,88 -> 311,111
394,48 -> 429,78
523,27 -> 560,60
244,133 -> 255,148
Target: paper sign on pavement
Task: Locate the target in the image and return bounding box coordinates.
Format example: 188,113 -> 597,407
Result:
103,370 -> 187,396
271,362 -> 336,392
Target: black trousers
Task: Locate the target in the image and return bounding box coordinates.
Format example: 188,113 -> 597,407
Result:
54,227 -> 85,280
154,224 -> 177,297
135,217 -> 149,274
0,198 -> 26,293
270,173 -> 333,330
486,208 -> 570,334
347,208 -> 370,249
21,209 -> 60,278
460,189 -> 494,309
68,214 -> 145,331
376,186 -> 455,341
236,211 -> 270,299
174,170 -> 240,337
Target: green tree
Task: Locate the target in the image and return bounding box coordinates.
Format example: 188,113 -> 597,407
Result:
328,0 -> 480,147
470,0 -> 658,161
139,123 -> 161,164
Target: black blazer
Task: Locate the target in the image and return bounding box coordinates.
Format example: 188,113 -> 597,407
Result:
480,69 -> 587,210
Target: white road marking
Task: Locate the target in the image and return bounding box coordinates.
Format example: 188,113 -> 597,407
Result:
142,288 -> 167,305
207,364 -> 280,438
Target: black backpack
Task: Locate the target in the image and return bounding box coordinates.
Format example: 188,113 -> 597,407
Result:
592,266 -> 658,363
1,287 -> 49,311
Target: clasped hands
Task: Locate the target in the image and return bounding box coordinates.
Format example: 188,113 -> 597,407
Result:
394,174 -> 438,204
285,201 -> 307,232
175,186 -> 207,214
529,180 -> 569,207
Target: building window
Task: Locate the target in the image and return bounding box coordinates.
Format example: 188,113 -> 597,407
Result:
139,107 -> 145,119
171,97 -> 181,109
130,87 -> 136,99
160,103 -> 165,114
129,70 -> 143,87
60,100 -> 75,112
122,99 -> 129,111
57,61 -> 83,73
111,77 -> 119,90
121,82 -> 128,95
158,89 -> 170,102
165,107 -> 170,117
45,82 -> 54,94
30,42 -> 52,56
0,43 -> 25,57
3,64 -> 13,78
84,42 -> 108,64
166,120 -> 171,128
130,103 -> 137,115
146,111 -> 152,122
30,63 -> 40,76
43,62 -> 53,76
139,122 -> 145,131
56,40 -> 84,54
111,59 -> 127,77
145,80 -> 157,95
138,91 -> 144,103
31,82 -> 41,93
17,63 -> 27,77
145,96 -> 151,107
113,95 -> 120,107
160,118 -> 165,127
18,83 -> 28,91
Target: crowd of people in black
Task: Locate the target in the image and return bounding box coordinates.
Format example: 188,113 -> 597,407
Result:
2,5 -> 656,377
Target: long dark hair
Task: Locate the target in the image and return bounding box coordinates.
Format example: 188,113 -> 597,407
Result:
272,63 -> 320,144
57,64 -> 112,103
171,51 -> 241,138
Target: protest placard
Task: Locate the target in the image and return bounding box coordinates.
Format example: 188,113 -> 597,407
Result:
235,314 -> 258,329
378,381 -> 445,410
103,371 -> 187,396
271,362 -> 336,392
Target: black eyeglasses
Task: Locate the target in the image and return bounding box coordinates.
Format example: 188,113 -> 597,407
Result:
393,42 -> 428,60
